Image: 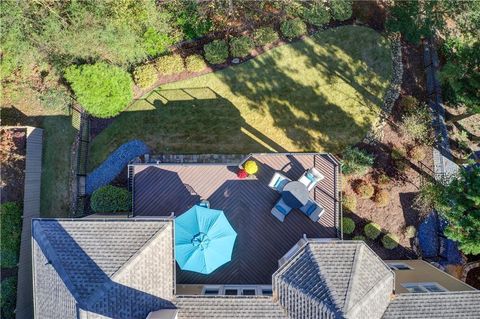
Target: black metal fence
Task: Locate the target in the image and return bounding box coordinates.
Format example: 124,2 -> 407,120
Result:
71,105 -> 90,217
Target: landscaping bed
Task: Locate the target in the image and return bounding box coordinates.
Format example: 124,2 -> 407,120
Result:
0,128 -> 26,203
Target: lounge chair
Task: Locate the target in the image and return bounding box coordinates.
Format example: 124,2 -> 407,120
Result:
199,200 -> 210,208
298,167 -> 324,191
268,172 -> 291,192
271,198 -> 292,222
300,200 -> 325,222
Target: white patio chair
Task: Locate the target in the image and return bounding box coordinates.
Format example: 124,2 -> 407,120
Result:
271,197 -> 292,222
298,167 -> 324,191
268,172 -> 291,192
300,200 -> 325,223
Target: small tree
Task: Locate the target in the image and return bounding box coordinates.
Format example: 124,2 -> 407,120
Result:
439,166 -> 480,255
64,63 -> 133,118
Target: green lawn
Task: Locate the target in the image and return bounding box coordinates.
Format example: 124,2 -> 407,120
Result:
88,26 -> 392,171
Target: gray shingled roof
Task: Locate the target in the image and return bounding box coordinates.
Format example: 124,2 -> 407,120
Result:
32,219 -> 175,319
274,240 -> 394,319
382,291 -> 480,319
173,296 -> 288,318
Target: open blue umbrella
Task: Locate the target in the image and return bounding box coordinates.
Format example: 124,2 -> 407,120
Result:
175,205 -> 237,274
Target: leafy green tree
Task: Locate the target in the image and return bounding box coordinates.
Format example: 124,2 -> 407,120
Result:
440,166 -> 480,255
64,63 -> 133,118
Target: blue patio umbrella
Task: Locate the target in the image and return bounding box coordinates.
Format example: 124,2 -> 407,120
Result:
175,205 -> 237,274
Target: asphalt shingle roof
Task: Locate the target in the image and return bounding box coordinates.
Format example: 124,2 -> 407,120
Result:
382,291 -> 480,319
174,296 -> 288,319
32,218 -> 174,319
274,240 -> 394,319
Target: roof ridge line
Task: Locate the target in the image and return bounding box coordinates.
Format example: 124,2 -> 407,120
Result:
83,221 -> 172,307
32,221 -> 85,307
343,243 -> 362,312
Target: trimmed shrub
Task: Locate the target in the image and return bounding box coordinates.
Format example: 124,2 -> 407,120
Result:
399,95 -> 418,114
133,64 -> 158,89
64,63 -> 133,118
408,145 -> 426,161
1,276 -> 17,319
342,217 -> 355,235
91,185 -> 131,213
382,233 -> 399,249
342,194 -> 357,212
204,40 -> 229,64
377,173 -> 390,185
373,189 -> 390,207
330,0 -> 353,21
0,202 -> 22,268
229,35 -> 254,58
86,140 -> 149,194
353,235 -> 366,241
341,147 -> 374,175
364,222 -> 381,239
354,181 -> 374,199
185,54 -> 207,72
253,27 -> 279,46
303,3 -> 330,26
155,54 -> 185,75
281,18 -> 307,40
391,147 -> 406,160
405,225 -> 417,239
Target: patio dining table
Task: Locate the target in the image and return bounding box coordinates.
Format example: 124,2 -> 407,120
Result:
281,181 -> 309,208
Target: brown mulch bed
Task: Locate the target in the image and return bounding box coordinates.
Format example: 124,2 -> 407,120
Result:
1,128 -> 27,204
466,266 -> 480,290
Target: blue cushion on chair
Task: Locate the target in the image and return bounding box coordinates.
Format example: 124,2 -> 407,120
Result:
305,204 -> 317,216
306,171 -> 315,182
276,204 -> 287,215
273,177 -> 281,188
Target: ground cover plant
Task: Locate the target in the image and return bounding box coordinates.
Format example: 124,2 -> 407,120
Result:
88,26 -> 392,169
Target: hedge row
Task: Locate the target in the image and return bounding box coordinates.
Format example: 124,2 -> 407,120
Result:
0,202 -> 22,268
86,140 -> 149,194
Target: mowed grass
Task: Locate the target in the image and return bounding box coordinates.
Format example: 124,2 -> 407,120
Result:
88,26 -> 392,171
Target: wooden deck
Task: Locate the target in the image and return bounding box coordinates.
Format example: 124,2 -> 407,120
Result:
132,153 -> 340,285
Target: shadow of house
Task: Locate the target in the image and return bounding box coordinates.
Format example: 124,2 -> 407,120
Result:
32,219 -> 175,319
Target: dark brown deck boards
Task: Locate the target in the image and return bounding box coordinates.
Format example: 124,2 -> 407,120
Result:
132,153 -> 340,285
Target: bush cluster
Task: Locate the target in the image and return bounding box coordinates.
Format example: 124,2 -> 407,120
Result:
155,54 -> 185,75
204,40 -> 229,64
0,202 -> 22,268
330,0 -> 353,21
185,54 -> 207,72
133,64 -> 158,89
354,180 -> 374,199
341,147 -> 374,176
377,173 -> 390,185
303,3 -> 330,26
281,18 -> 307,40
408,145 -> 426,162
364,222 -> 381,239
86,140 -> 149,194
342,194 -> 357,212
342,217 -> 355,235
391,147 -> 406,160
373,189 -> 390,207
64,63 -> 133,118
91,185 -> 131,213
405,225 -> 417,239
253,27 -> 279,46
382,233 -> 399,249
229,36 -> 254,58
